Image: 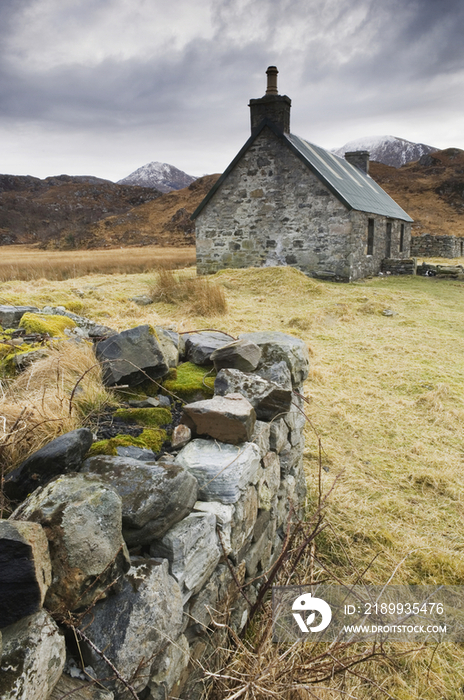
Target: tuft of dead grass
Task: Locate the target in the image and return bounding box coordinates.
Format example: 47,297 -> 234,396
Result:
0,341 -> 114,479
150,269 -> 227,316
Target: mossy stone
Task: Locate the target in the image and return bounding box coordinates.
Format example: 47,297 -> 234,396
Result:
19,313 -> 76,337
113,407 -> 172,427
87,429 -> 167,457
162,362 -> 215,402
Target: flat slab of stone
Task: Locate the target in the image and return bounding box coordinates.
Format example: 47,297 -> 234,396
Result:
11,473 -> 129,613
80,456 -> 198,546
150,512 -> 221,603
214,368 -> 292,421
239,331 -> 310,385
0,521 -> 51,629
182,393 -> 256,444
0,610 -> 65,700
175,439 -> 261,504
4,428 -> 93,503
95,324 -> 170,387
183,331 -> 234,365
210,338 -> 262,372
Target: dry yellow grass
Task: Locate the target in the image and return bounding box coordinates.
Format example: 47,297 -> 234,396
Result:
3,259 -> 464,697
0,244 -> 196,281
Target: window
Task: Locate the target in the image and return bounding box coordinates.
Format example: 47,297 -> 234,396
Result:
367,219 -> 374,255
399,224 -> 405,253
386,222 -> 392,258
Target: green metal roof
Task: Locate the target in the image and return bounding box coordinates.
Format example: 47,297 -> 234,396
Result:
286,133 -> 413,222
192,120 -> 413,222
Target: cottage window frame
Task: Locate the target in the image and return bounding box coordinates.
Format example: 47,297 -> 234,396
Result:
367,218 -> 375,256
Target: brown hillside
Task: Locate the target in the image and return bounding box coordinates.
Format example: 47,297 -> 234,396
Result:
369,148 -> 464,238
85,174 -> 220,248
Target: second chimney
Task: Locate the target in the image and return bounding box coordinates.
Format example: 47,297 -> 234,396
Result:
344,150 -> 370,174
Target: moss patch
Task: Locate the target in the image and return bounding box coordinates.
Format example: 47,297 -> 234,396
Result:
162,362 -> 215,402
19,312 -> 76,337
87,428 -> 167,457
113,406 -> 172,427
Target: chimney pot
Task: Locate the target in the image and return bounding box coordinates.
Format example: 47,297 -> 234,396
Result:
266,66 -> 278,95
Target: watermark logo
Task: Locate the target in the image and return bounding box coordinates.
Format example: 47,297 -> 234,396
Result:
292,592 -> 332,633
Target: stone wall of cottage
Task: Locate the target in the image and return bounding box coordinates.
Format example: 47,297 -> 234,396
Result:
410,233 -> 463,258
349,212 -> 412,281
0,307 -> 310,700
196,127 -> 354,280
196,126 -> 411,282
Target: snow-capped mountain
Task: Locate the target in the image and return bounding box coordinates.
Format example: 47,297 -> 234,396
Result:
332,135 -> 438,168
117,162 -> 196,193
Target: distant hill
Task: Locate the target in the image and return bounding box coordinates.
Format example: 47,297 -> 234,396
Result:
333,135 -> 437,168
369,148 -> 464,238
117,162 -> 196,193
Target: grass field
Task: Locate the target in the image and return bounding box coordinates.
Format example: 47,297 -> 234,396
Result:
2,252 -> 464,697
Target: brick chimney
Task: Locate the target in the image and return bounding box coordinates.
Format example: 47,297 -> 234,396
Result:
344,150 -> 370,174
249,66 -> 291,134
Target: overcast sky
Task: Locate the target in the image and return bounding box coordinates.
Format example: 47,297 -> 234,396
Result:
1,0 -> 463,181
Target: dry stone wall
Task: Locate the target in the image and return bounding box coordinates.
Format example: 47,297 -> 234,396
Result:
0,307 -> 310,700
410,233 -> 464,258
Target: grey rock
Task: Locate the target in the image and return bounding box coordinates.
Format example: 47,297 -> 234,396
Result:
269,418 -> 289,453
150,512 -> 221,603
128,397 -> 160,408
0,610 -> 65,700
175,439 -> 261,504
13,349 -> 48,371
80,456 -> 198,546
171,424 -> 192,450
130,294 -> 152,305
251,420 -> 271,457
155,326 -> 183,368
4,428 -> 94,503
0,305 -> 39,329
87,324 -> 117,339
115,445 -> 156,461
188,578 -> 219,631
245,517 -> 276,577
184,331 -> 234,365
239,331 -> 310,385
157,394 -> 171,407
182,393 -> 256,444
79,559 -> 183,696
210,338 -> 262,372
214,368 -> 292,421
230,485 -> 258,558
194,501 -> 235,555
146,634 -> 189,700
11,474 -> 130,613
257,452 -> 281,511
255,360 -> 292,390
0,521 -> 52,629
95,324 -> 170,387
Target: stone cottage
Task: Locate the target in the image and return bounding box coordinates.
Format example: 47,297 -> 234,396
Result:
192,67 -> 413,282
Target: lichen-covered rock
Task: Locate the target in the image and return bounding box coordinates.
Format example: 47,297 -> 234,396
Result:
50,675 -> 114,700
184,331 -> 234,365
154,326 -> 184,368
175,439 -> 261,504
95,324 -> 170,387
0,609 -> 65,700
257,451 -> 281,511
230,485 -> 258,559
0,521 -> 51,629
4,428 -> 94,503
251,420 -> 271,457
80,456 -> 198,546
214,368 -> 292,421
150,512 -> 221,603
256,359 -> 292,390
239,331 -> 310,385
0,305 -> 39,329
79,559 -> 183,697
11,474 -> 130,613
194,500 -> 235,555
182,393 -> 256,444
210,338 -> 262,372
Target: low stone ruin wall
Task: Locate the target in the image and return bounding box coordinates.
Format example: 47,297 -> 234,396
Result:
380,258 -> 417,275
410,234 -> 464,258
0,307 -> 310,700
